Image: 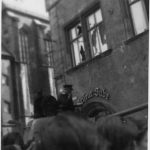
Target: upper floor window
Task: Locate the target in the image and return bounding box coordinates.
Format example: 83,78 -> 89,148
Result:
87,9 -> 108,57
69,23 -> 86,66
18,30 -> 29,63
128,0 -> 148,35
44,40 -> 54,67
66,5 -> 108,67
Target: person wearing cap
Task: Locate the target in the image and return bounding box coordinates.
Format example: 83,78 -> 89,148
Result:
58,84 -> 74,111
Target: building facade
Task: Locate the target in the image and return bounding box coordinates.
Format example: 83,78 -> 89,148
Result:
45,0 -> 148,119
2,3 -> 56,135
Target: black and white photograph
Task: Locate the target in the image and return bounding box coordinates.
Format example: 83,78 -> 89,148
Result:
1,0 -> 149,150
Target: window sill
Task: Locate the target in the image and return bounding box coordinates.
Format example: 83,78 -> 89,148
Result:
66,48 -> 113,74
124,30 -> 149,45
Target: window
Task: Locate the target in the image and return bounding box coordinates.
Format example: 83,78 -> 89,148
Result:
18,30 -> 29,63
45,40 -> 54,67
66,5 -> 108,67
87,9 -> 108,57
2,60 -> 11,86
44,32 -> 56,96
48,68 -> 57,97
20,64 -> 33,124
3,101 -> 11,114
69,23 -> 86,66
2,74 -> 9,85
128,0 -> 148,35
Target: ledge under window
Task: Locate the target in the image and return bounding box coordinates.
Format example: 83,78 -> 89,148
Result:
124,30 -> 149,45
66,48 -> 112,74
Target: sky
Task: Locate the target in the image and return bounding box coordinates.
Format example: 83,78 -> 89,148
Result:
3,0 -> 48,17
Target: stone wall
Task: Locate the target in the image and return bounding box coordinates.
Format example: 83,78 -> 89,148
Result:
47,0 -> 148,118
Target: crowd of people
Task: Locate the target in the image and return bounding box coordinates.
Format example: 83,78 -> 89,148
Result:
2,85 -> 148,150
2,112 -> 147,150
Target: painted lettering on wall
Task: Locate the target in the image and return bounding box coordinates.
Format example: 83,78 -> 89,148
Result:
78,88 -> 110,104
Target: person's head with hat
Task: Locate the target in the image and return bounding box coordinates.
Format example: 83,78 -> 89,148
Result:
63,84 -> 73,94
58,84 -> 74,110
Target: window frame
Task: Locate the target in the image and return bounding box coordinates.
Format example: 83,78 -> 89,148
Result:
44,39 -> 54,67
127,0 -> 149,36
69,22 -> 86,66
19,29 -> 30,64
2,73 -> 9,85
3,100 -> 11,114
65,3 -> 108,67
84,8 -> 108,57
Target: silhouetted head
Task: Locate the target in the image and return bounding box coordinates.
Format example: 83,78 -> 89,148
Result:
41,95 -> 58,116
2,132 -> 24,150
96,116 -> 137,150
32,114 -> 100,150
135,126 -> 147,150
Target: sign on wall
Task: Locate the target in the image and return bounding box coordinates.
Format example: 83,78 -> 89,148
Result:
77,88 -> 110,104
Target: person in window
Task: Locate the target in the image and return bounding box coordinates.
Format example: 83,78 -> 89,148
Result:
77,25 -> 82,35
98,22 -> 106,44
58,84 -> 74,111
80,46 -> 86,61
91,29 -> 98,54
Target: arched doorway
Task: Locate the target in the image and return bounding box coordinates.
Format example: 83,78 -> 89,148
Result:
81,97 -> 116,121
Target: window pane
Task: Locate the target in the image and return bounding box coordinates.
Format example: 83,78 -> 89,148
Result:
2,75 -> 7,85
70,23 -> 82,40
98,24 -> 108,52
76,24 -> 82,36
25,35 -> 29,62
70,27 -> 77,40
130,1 -> 148,34
18,31 -> 23,61
20,64 -> 33,124
72,41 -> 80,65
21,34 -> 26,62
48,68 -> 56,97
89,26 -> 108,57
88,14 -> 96,29
78,37 -> 86,61
22,35 -> 25,51
46,41 -> 53,66
2,60 -> 10,75
25,35 -> 28,49
95,9 -> 103,23
89,28 -> 101,56
4,101 -> 11,113
2,74 -> 9,85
